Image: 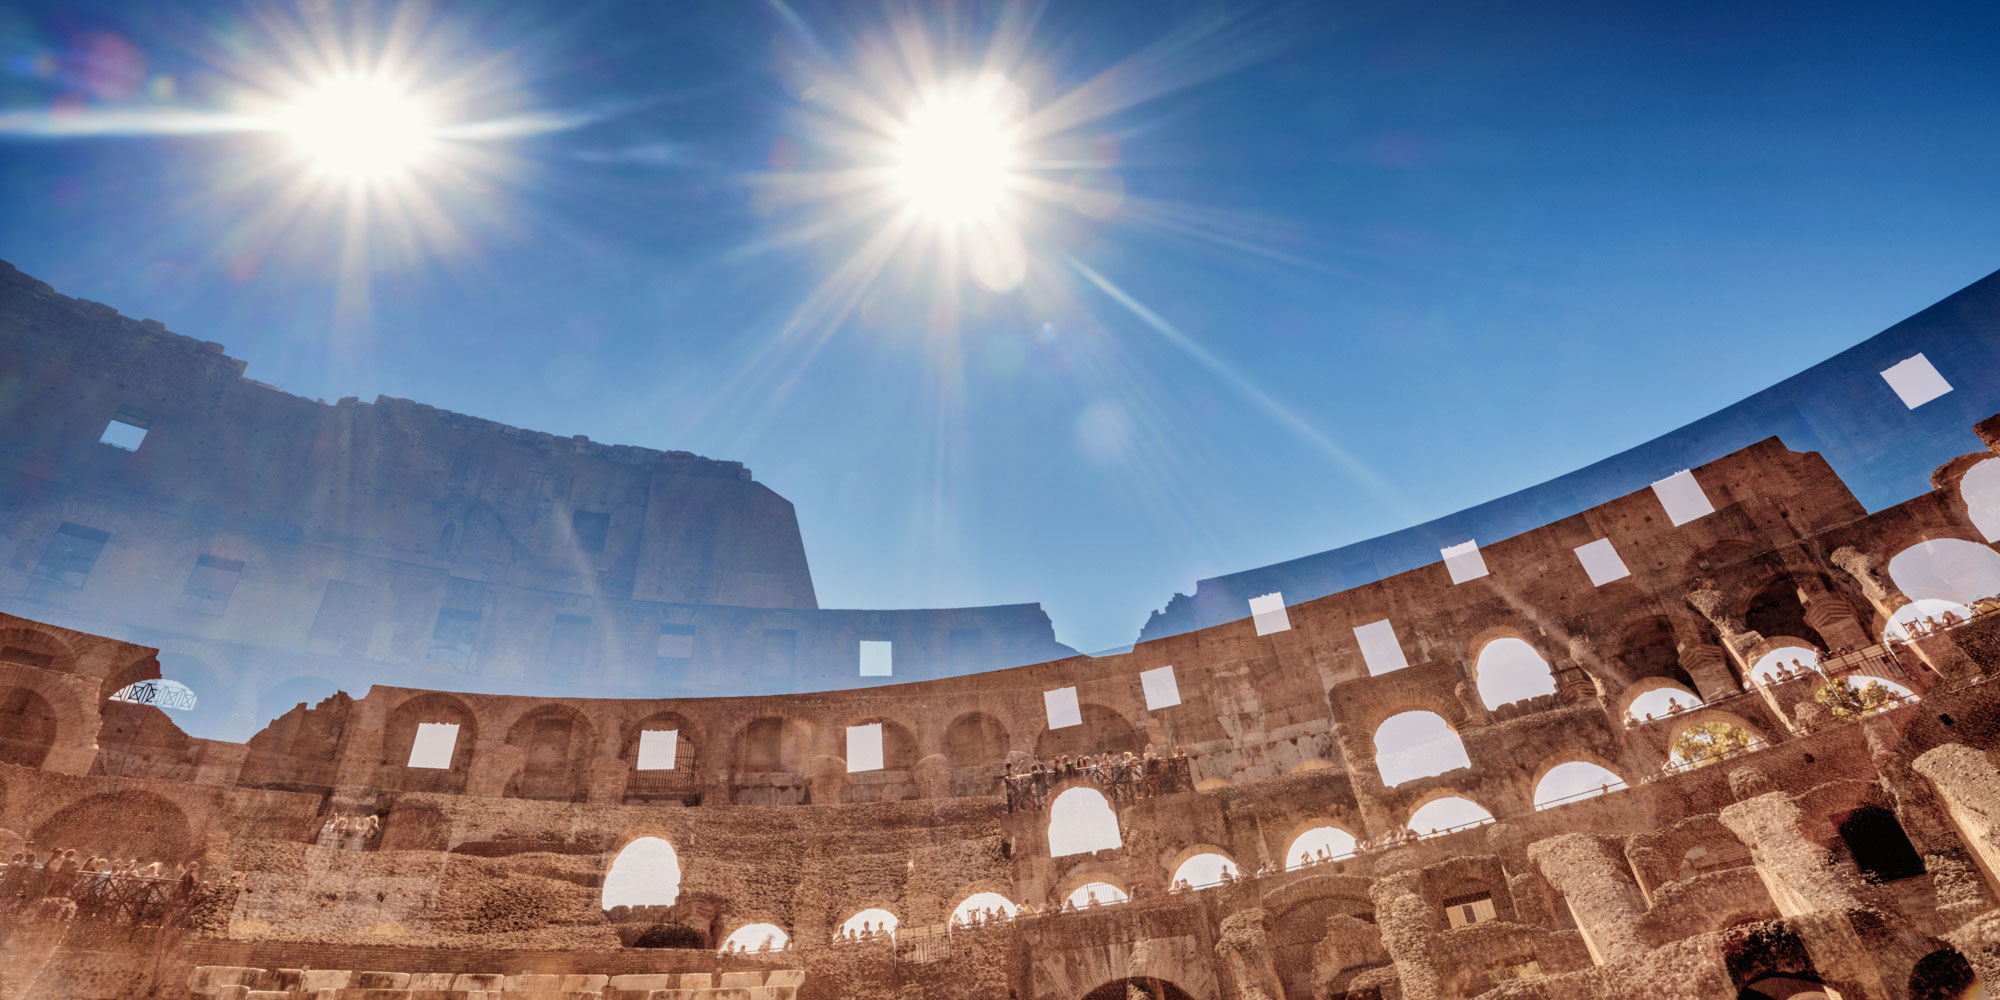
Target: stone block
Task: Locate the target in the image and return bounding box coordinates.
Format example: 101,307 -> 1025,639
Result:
270,970 -> 307,992
561,975 -> 610,991
718,973 -> 762,989
760,972 -> 805,989
190,967 -> 267,995
214,988 -> 250,1000
503,974 -> 563,991
356,972 -> 414,989
247,993 -> 290,1000
455,975 -> 508,991
410,973 -> 457,989
694,989 -> 753,1000
302,971 -> 356,991
604,991 -> 662,1000
748,988 -> 791,1000
608,976 -> 677,991
678,975 -> 713,991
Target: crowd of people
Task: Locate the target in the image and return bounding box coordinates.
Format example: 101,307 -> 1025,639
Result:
314,813 -> 382,850
721,934 -> 788,954
1001,744 -> 1193,812
0,849 -> 216,924
831,920 -> 893,945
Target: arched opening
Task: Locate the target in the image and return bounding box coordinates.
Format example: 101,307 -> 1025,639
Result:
602,836 -> 683,909
505,705 -> 594,801
1811,675 -> 1915,721
1286,825 -> 1359,869
950,891 -> 1018,925
381,693 -> 476,793
1534,761 -> 1625,808
1626,683 -> 1703,723
1750,646 -> 1822,686
1372,711 -> 1470,786
1064,881 -> 1129,909
1909,947 -> 1983,1000
1670,719 -> 1762,769
1171,851 -> 1239,890
0,687 -> 58,767
1407,796 -> 1493,837
32,790 -> 192,862
945,711 -> 1010,795
736,716 -> 807,772
844,718 -> 919,803
1887,539 -> 2000,637
622,711 -> 698,805
719,922 -> 790,954
1036,703 -> 1142,759
0,628 -> 75,673
839,907 -> 899,940
1048,786 -> 1122,856
154,652 -> 236,740
1616,617 -> 1699,691
1474,637 -> 1557,709
1890,599 -> 1980,640
1081,979 -> 1195,1000
1837,805 -> 1926,883
1962,458 -> 2000,542
1743,580 -> 1825,652
1738,976 -> 1833,1000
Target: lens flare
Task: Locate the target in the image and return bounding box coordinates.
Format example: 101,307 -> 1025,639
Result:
283,76 -> 433,179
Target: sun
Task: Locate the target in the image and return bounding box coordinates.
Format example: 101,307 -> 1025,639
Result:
890,80 -> 1023,227
283,76 -> 433,180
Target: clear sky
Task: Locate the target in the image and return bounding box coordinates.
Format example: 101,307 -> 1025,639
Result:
3,0 -> 1997,655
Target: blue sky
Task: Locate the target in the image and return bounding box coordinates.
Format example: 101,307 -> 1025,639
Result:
3,0 -> 1998,655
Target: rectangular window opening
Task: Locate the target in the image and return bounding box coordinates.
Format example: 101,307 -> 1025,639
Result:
846,723 -> 884,772
1441,540 -> 1490,585
407,722 -> 460,769
637,729 -> 679,771
1575,537 -> 1631,587
99,416 -> 149,451
1139,665 -> 1181,710
572,510 -> 610,553
1651,470 -> 1715,526
1354,619 -> 1410,676
859,639 -> 893,677
1880,353 -> 1952,409
32,522 -> 110,588
1249,592 -> 1292,636
657,624 -> 695,669
177,554 -> 245,615
1044,686 -> 1083,729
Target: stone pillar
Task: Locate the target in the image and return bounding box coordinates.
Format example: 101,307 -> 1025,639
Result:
1527,833 -> 1649,965
1214,908 -> 1286,1000
1913,744 -> 2000,897
1830,546 -> 1902,625
1366,867 -> 1445,1000
1717,791 -> 1863,918
1678,644 -> 1744,703
1796,579 -> 1872,651
1684,583 -> 1758,688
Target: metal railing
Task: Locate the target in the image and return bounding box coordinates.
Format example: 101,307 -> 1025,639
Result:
0,863 -> 233,929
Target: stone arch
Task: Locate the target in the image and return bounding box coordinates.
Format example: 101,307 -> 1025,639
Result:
1471,635 -> 1558,710
503,703 -> 596,801
0,625 -> 80,674
0,662 -> 98,773
719,922 -> 790,953
1081,979 -> 1196,1000
1908,946 -> 1982,1000
842,716 -> 919,803
1036,703 -> 1142,759
1283,821 -> 1361,869
733,716 -> 811,775
838,906 -> 900,939
1403,790 -> 1495,835
1048,786 -> 1121,856
1611,615 -> 1700,692
1531,757 -> 1627,808
601,835 -> 683,909
32,789 -> 193,862
1961,457 -> 2000,542
1616,675 -> 1705,721
621,710 -> 699,805
1741,578 -> 1827,652
1887,537 -> 2000,624
1167,845 -> 1239,889
0,686 -> 58,768
1372,711 -> 1471,787
943,710 -> 1010,767
1663,709 -> 1768,768
146,650 -> 231,740
949,886 -> 1020,925
380,692 -> 477,793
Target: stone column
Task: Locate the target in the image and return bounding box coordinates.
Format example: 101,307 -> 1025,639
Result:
1796,579 -> 1871,651
1684,583 -> 1757,692
1527,833 -> 1649,965
1366,867 -> 1445,1000
1214,908 -> 1286,1000
1830,546 -> 1903,626
1717,790 -> 1862,918
1678,644 -> 1744,703
1913,744 -> 2000,897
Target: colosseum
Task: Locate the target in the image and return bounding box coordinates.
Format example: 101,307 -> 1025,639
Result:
5,260 -> 2000,1000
